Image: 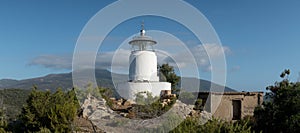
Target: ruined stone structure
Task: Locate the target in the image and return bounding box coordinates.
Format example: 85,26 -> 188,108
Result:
197,91 -> 263,121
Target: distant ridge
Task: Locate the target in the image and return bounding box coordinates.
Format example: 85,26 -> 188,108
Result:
0,69 -> 236,92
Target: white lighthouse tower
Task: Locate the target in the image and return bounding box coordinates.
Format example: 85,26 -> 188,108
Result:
117,24 -> 171,100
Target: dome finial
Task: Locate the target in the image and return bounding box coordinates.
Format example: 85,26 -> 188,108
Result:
140,21 -> 145,36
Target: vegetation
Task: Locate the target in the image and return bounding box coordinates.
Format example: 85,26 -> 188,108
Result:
0,89 -> 31,121
0,109 -> 7,132
158,64 -> 180,93
99,87 -> 114,108
194,98 -> 203,110
179,90 -> 196,104
1,69 -> 300,132
135,91 -> 159,105
14,87 -> 80,132
254,69 -> 300,132
128,91 -> 176,119
171,117 -> 252,133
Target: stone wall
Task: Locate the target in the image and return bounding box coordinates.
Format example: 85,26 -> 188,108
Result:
197,92 -> 263,121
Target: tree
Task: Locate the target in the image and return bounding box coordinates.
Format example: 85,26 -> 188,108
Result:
179,91 -> 196,104
135,91 -> 159,105
254,69 -> 300,132
19,87 -> 80,132
158,64 -> 180,93
0,108 -> 7,132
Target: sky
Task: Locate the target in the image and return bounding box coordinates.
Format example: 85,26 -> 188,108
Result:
1,0 -> 300,92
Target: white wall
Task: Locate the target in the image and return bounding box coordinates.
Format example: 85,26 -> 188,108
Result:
117,82 -> 171,100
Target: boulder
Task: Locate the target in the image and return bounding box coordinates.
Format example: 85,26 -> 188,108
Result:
81,93 -> 115,119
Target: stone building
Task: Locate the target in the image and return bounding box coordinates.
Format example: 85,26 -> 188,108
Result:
196,91 -> 263,121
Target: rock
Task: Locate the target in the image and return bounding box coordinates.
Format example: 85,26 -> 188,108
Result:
117,101 -> 122,106
89,110 -> 110,120
97,106 -> 107,111
82,109 -> 91,119
162,99 -> 171,103
160,103 -> 165,107
106,109 -> 113,114
81,93 -> 116,119
98,100 -> 106,105
166,99 -> 171,103
160,90 -> 177,99
189,110 -> 197,116
123,100 -> 132,107
89,100 -> 212,133
162,102 -> 168,107
116,99 -> 124,105
110,97 -> 116,101
200,110 -> 212,120
160,90 -> 171,96
120,113 -> 128,117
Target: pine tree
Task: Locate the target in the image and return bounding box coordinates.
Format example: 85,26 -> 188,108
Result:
254,69 -> 300,132
19,87 -> 79,132
158,64 -> 180,93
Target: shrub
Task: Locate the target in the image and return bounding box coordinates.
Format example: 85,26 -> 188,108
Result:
18,87 -> 79,132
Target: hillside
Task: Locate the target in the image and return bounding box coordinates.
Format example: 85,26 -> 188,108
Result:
0,69 -> 235,92
0,69 -> 235,123
0,89 -> 31,121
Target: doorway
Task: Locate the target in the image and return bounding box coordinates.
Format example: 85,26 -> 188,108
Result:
232,100 -> 241,120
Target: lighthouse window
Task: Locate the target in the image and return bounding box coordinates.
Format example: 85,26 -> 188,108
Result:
129,58 -> 136,78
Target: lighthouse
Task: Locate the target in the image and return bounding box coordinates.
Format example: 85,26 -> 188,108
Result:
117,24 -> 171,100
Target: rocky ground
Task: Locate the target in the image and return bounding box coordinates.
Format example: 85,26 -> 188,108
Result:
78,94 -> 212,133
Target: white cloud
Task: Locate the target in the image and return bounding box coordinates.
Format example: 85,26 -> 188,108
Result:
193,44 -> 230,72
29,54 -> 72,69
29,49 -> 131,71
29,44 -> 231,73
161,44 -> 230,72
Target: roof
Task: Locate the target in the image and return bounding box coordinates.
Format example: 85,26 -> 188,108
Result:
195,91 -> 264,96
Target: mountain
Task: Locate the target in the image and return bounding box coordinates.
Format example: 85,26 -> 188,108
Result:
0,79 -> 18,88
180,77 -> 236,92
0,89 -> 31,120
0,69 -> 236,92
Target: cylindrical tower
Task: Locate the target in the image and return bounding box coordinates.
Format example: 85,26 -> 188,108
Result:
128,26 -> 159,82
116,24 -> 171,100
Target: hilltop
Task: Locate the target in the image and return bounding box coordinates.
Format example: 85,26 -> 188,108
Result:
0,69 -> 236,92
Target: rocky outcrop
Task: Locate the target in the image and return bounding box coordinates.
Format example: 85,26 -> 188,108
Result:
189,110 -> 213,125
80,94 -> 212,132
81,93 -> 115,120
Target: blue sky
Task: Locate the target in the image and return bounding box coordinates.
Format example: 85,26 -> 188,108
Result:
1,0 -> 300,92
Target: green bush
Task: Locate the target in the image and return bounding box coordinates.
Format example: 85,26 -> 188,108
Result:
179,91 -> 196,104
171,117 -> 252,133
194,98 -> 203,110
18,87 -> 80,132
254,69 -> 300,132
0,109 -> 7,132
129,91 -> 176,119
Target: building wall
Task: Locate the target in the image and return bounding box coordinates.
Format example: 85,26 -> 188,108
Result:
116,82 -> 171,100
198,92 -> 263,121
212,92 -> 263,121
213,94 -> 243,121
241,93 -> 263,118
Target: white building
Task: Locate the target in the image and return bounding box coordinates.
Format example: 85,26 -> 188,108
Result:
117,25 -> 171,100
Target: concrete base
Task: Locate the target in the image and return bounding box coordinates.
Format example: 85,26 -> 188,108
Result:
116,81 -> 171,100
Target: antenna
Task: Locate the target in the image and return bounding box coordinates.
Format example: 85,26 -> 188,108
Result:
140,21 -> 146,36
141,21 -> 145,30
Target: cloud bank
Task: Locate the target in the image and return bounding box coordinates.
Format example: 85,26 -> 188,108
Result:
29,44 -> 231,73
